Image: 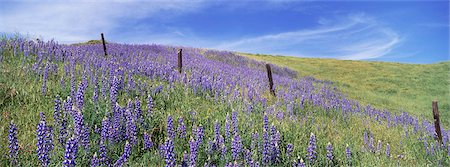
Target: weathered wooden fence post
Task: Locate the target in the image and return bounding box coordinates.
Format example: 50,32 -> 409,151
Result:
266,64 -> 276,96
432,100 -> 442,144
101,33 -> 107,56
178,49 -> 182,73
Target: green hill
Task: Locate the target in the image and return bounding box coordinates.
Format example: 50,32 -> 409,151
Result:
241,53 -> 450,126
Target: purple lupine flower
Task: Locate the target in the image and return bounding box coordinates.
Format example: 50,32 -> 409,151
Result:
232,111 -> 238,135
101,117 -> 109,142
231,134 -> 242,160
64,96 -> 73,115
164,138 -> 176,167
293,157 -> 305,167
386,143 -> 391,158
214,120 -> 220,141
72,107 -> 84,142
98,140 -> 109,166
345,144 -> 352,160
9,121 -> 19,166
197,125 -> 204,147
134,97 -> 142,124
167,115 -> 175,140
269,126 -> 281,162
144,132 -> 153,150
54,95 -> 62,125
91,153 -> 99,167
225,114 -> 231,139
377,140 -> 382,153
369,133 -> 374,152
125,109 -> 137,145
76,81 -> 87,110
286,143 -> 293,158
45,125 -> 54,156
307,133 -> 317,164
262,130 -> 270,165
59,114 -> 68,146
147,94 -> 153,116
221,138 -> 227,159
363,131 -> 368,146
207,138 -> 216,154
181,151 -> 188,167
113,141 -> 132,167
177,117 -> 186,139
244,149 -> 252,166
189,137 -> 198,167
37,115 -> 49,167
326,142 -> 333,162
251,132 -> 259,152
263,114 -> 269,132
81,125 -> 90,150
63,137 -> 78,167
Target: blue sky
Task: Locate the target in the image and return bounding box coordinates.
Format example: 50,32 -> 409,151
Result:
0,0 -> 448,63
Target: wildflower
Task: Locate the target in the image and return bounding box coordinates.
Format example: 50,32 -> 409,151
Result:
177,117 -> 186,139
125,109 -> 137,145
54,95 -> 62,125
232,111 -> 238,135
345,144 -> 352,160
189,137 -> 198,167
286,143 -> 293,158
91,153 -> 99,167
37,114 -> 49,167
377,140 -> 382,153
262,130 -> 270,165
76,81 -> 87,110
167,115 -> 175,140
63,137 -> 78,167
386,143 -> 391,158
326,142 -> 333,162
101,117 -> 109,142
113,141 -> 132,167
144,132 -> 153,150
164,138 -> 176,167
307,133 -> 317,164
231,134 -> 242,160
9,121 -> 19,166
98,140 -> 109,166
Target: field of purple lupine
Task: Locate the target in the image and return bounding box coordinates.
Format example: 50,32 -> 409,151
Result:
0,37 -> 449,166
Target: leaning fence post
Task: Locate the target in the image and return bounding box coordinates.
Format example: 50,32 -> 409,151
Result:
178,49 -> 182,73
101,33 -> 107,56
266,64 -> 276,96
432,100 -> 442,144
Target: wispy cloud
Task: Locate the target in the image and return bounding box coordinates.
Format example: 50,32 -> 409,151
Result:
215,13 -> 401,60
0,0 -> 205,43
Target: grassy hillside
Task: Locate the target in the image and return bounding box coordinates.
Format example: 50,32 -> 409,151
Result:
0,38 -> 449,166
241,53 -> 450,126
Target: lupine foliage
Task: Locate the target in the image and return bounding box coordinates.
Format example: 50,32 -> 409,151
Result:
0,37 -> 449,166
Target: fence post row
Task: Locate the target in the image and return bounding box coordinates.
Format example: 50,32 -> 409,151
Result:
432,100 -> 443,144
101,33 -> 107,56
266,64 -> 276,96
178,49 -> 182,73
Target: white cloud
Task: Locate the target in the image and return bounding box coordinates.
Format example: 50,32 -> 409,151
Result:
215,13 -> 401,60
0,0 -> 205,43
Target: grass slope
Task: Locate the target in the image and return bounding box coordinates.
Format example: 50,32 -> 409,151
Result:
241,53 -> 450,126
0,40 -> 448,166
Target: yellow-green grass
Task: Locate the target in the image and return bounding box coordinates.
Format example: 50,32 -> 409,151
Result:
241,53 -> 450,126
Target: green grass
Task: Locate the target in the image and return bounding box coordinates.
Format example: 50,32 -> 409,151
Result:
241,53 -> 450,126
0,41 -> 449,166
